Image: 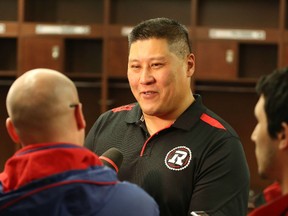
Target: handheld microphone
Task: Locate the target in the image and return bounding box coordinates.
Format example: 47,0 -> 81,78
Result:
99,148 -> 123,173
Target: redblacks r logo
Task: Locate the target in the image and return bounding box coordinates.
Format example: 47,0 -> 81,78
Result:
165,146 -> 192,171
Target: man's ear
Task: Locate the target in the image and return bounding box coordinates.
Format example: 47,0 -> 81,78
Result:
186,53 -> 195,77
278,122 -> 288,150
6,118 -> 20,144
75,103 -> 86,130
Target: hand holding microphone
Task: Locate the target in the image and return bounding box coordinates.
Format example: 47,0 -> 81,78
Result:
99,148 -> 123,173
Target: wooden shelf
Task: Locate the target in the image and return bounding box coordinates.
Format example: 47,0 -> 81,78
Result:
195,27 -> 280,42
0,22 -> 19,37
24,0 -> 104,24
0,38 -> 17,73
196,0 -> 280,29
0,0 -> 286,83
0,71 -> 17,78
108,0 -> 192,25
0,0 -> 286,111
21,23 -> 104,38
0,0 -> 18,22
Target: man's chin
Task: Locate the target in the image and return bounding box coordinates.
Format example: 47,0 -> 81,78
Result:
258,170 -> 269,180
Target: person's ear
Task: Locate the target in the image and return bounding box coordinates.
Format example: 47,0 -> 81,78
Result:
278,122 -> 288,150
6,118 -> 20,144
186,53 -> 195,77
75,103 -> 86,130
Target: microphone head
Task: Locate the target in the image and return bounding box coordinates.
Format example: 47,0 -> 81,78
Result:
99,148 -> 123,173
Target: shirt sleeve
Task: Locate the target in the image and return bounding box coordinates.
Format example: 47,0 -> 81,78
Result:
189,137 -> 250,216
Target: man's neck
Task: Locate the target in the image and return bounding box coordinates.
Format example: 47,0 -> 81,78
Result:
143,95 -> 195,135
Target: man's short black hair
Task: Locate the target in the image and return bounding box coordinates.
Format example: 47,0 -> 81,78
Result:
128,17 -> 191,58
256,67 -> 288,138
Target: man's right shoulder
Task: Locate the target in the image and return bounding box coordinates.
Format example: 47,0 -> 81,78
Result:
111,103 -> 136,113
99,103 -> 138,120
95,103 -> 138,127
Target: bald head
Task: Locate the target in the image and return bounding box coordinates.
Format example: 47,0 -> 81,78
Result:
6,69 -> 85,146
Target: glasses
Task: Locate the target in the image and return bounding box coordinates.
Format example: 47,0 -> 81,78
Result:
69,103 -> 79,108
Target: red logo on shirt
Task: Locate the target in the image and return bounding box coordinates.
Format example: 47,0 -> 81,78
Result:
165,146 -> 192,171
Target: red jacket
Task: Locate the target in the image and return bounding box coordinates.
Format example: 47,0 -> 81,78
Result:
0,143 -> 159,216
249,183 -> 288,216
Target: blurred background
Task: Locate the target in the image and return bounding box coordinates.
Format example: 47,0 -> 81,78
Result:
1,0 -> 287,196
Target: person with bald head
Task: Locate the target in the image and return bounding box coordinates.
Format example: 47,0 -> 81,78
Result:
6,68 -> 85,146
0,69 -> 159,216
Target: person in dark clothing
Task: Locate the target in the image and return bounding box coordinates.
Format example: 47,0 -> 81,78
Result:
85,17 -> 250,216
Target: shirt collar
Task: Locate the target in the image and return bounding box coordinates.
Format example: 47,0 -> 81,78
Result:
173,94 -> 206,130
125,95 -> 206,131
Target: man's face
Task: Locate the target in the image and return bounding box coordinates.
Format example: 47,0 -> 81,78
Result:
127,38 -> 194,119
251,95 -> 279,179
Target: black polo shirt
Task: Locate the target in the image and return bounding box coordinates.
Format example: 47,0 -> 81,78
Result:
85,95 -> 250,216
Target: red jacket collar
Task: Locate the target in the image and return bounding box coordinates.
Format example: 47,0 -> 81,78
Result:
0,143 -> 102,192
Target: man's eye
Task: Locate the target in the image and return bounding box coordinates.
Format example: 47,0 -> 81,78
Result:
151,63 -> 163,68
131,65 -> 140,69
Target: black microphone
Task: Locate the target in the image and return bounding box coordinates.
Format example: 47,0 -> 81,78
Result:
99,148 -> 123,173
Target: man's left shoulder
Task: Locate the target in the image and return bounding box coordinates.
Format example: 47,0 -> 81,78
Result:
200,110 -> 240,139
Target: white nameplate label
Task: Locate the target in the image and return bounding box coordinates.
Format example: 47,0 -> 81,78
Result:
35,25 -> 91,35
121,26 -> 133,36
209,29 -> 266,40
0,23 -> 6,34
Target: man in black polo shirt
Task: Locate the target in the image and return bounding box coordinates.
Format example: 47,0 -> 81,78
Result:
85,17 -> 250,216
